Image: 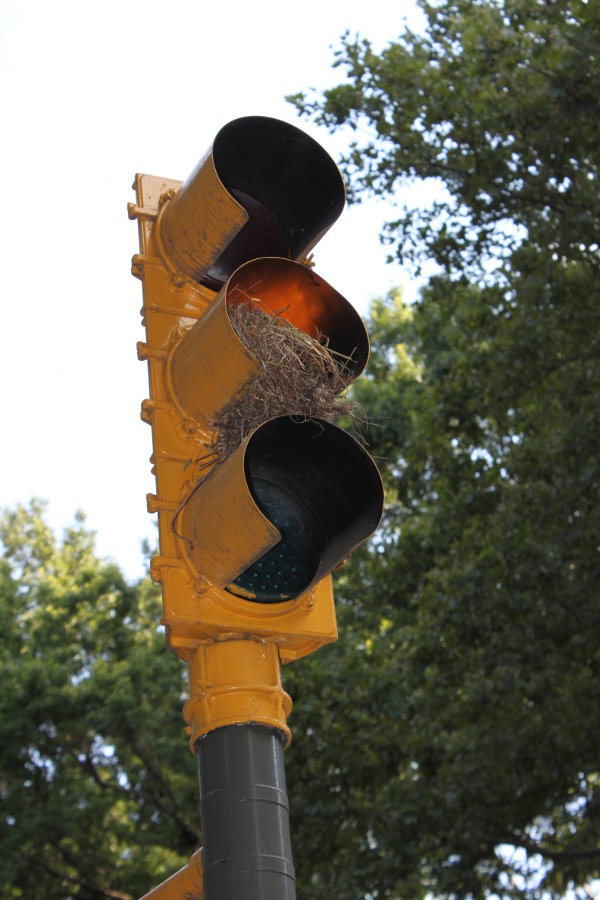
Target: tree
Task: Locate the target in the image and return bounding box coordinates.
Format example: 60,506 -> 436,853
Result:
284,1 -> 600,897
3,6 -> 599,893
0,501 -> 199,899
289,0 -> 599,281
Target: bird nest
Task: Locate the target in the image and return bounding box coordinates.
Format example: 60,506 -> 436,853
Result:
209,300 -> 359,462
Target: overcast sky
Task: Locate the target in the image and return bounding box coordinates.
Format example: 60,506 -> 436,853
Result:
0,0 -> 426,579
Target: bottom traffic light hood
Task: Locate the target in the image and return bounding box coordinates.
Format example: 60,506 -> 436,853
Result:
179,416 -> 384,603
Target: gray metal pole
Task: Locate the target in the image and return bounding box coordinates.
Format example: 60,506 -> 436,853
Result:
197,723 -> 296,900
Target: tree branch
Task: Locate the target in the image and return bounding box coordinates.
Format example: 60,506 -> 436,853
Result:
19,849 -> 134,900
132,740 -> 201,843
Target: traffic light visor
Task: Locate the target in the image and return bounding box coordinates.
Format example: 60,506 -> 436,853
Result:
179,417 -> 384,603
167,258 -> 369,427
157,116 -> 346,290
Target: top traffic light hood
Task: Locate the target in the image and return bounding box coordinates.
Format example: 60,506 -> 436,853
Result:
156,116 -> 346,290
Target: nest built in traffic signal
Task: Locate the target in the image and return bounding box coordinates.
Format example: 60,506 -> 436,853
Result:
129,115 -> 383,675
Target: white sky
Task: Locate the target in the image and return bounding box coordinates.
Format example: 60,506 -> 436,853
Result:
0,0 -> 426,579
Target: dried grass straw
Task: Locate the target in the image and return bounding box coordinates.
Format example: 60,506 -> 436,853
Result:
210,300 -> 360,462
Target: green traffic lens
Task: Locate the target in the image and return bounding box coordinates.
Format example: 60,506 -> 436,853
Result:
226,476 -> 320,603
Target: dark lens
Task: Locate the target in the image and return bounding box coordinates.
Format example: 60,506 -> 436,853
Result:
226,476 -> 320,603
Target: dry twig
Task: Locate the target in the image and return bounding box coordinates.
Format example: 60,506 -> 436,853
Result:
210,300 -> 359,461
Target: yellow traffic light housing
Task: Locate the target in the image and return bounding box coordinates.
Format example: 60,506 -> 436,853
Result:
130,116 -> 383,747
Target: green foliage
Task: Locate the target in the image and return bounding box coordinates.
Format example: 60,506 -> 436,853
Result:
284,1 -> 600,897
0,501 -> 198,900
288,0 -> 600,280
285,275 -> 600,898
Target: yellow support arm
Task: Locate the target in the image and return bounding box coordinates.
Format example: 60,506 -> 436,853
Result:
138,848 -> 203,899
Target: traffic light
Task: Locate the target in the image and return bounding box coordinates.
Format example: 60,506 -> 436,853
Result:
129,115 -> 383,719
130,116 -> 383,900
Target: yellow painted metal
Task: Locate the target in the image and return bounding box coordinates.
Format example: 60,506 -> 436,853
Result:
184,639 -> 292,750
165,277 -> 260,426
138,847 -> 204,899
150,562 -> 336,663
156,150 -> 248,282
179,438 -> 280,588
130,172 -> 338,665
